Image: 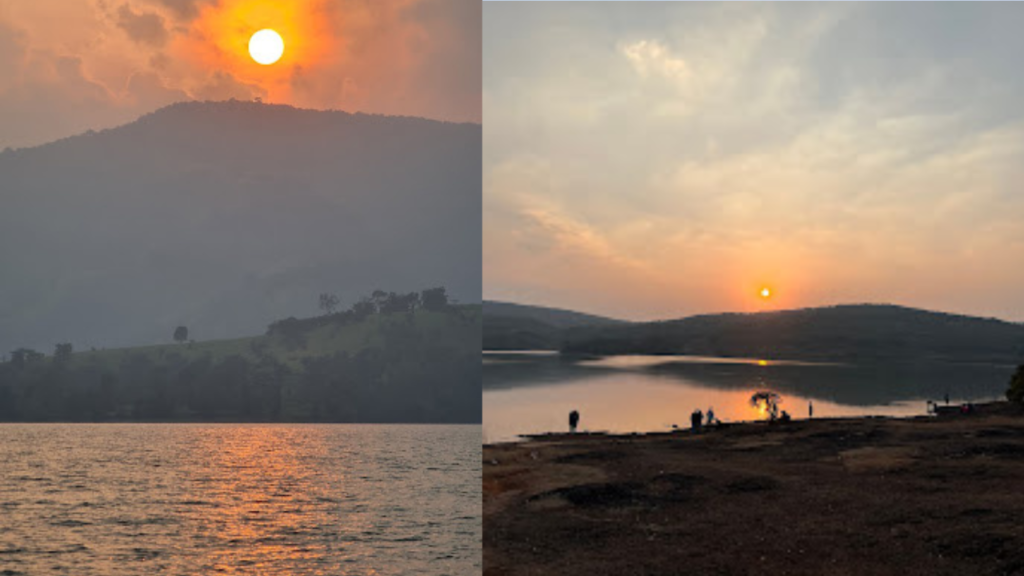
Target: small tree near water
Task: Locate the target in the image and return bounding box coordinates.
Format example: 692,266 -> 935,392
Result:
750,391 -> 782,421
1007,365 -> 1024,405
173,326 -> 189,344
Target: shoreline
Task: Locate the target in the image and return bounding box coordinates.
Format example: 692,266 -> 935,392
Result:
484,405 -> 974,448
484,401 -> 1024,576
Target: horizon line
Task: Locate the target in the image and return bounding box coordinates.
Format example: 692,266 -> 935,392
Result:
484,298 -> 1023,325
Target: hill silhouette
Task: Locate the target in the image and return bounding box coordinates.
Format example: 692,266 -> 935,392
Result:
486,301 -> 1024,364
0,100 -> 480,353
482,300 -> 625,350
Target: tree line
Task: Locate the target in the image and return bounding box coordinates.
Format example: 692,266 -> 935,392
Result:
0,287 -> 480,423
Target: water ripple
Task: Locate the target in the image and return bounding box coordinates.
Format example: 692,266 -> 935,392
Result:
0,424 -> 481,575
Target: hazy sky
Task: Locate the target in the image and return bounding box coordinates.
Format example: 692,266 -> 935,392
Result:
0,0 -> 480,149
484,2 -> 1024,322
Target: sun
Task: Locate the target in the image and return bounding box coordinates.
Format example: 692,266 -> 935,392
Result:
760,287 -> 772,299
249,29 -> 284,65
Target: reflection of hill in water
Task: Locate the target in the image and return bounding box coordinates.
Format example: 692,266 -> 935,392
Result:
484,353 -> 1015,407
645,361 -> 1014,406
483,353 -> 615,390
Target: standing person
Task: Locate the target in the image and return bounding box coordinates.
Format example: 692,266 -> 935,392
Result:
691,409 -> 703,432
706,407 -> 716,427
809,401 -> 814,419
569,410 -> 580,433
944,393 -> 950,406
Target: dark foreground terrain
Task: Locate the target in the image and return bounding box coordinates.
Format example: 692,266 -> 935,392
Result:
484,402 -> 1024,576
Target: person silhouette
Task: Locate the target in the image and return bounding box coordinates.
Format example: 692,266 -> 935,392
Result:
691,409 -> 703,431
569,410 -> 580,433
706,407 -> 716,426
809,401 -> 814,419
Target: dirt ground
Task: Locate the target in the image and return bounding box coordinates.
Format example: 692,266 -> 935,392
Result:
484,402 -> 1024,576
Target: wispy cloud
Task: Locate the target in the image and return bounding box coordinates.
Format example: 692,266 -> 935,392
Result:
484,2 -> 1024,320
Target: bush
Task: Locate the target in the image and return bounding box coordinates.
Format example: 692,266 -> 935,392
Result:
1008,365 -> 1024,405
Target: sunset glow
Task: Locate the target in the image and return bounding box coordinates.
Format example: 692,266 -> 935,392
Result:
0,0 -> 480,151
184,0 -> 330,100
484,3 -> 1024,322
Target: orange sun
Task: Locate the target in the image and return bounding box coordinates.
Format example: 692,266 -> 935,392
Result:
182,0 -> 334,100
760,287 -> 771,299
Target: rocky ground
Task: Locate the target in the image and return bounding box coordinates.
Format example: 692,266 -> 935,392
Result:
484,402 -> 1024,576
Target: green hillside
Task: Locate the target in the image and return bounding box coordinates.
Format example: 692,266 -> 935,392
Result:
0,294 -> 480,423
69,308 -> 469,371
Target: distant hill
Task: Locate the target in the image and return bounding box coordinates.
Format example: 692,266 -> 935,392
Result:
483,300 -> 626,350
0,100 -> 480,353
483,300 -> 625,328
0,298 -> 480,423
561,304 -> 1024,364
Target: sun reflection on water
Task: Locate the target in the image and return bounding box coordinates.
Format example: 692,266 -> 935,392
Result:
0,424 -> 480,575
186,427 -> 366,573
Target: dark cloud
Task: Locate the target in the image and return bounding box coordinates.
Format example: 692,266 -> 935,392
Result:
146,0 -> 215,22
117,4 -> 169,46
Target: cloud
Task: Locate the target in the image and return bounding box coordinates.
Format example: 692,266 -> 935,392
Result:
0,0 -> 480,149
622,40 -> 690,82
484,2 -> 1024,320
116,4 -> 169,46
124,70 -> 189,107
146,0 -> 214,22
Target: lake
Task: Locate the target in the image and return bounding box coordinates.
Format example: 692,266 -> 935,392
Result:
0,424 -> 480,575
483,352 -> 1016,443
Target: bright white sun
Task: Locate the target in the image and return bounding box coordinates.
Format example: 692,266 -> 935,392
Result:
249,29 -> 284,65
760,287 -> 771,299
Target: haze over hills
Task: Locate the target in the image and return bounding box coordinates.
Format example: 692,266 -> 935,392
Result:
482,300 -> 626,350
486,301 -> 1024,364
0,100 -> 481,354
483,300 -> 624,328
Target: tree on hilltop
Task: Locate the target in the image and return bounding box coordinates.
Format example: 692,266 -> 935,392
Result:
421,287 -> 449,311
54,343 -> 73,365
319,293 -> 340,315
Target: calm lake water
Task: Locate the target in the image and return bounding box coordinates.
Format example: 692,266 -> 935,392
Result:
483,352 -> 1016,443
0,424 -> 480,575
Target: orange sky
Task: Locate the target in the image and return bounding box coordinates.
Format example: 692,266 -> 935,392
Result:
0,0 -> 480,148
484,3 -> 1024,322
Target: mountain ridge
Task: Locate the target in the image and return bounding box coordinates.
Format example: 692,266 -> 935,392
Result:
0,100 -> 481,353
485,301 -> 1024,363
